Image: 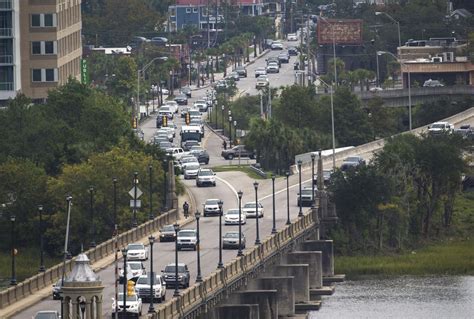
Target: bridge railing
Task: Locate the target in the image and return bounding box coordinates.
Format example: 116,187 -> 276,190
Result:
152,211 -> 314,319
357,85 -> 474,100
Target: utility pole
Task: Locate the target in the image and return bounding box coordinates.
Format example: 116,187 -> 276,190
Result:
267,88 -> 272,118
306,18 -> 311,83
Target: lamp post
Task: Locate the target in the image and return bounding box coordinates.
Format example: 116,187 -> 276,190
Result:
113,178 -> 118,228
311,153 -> 316,207
173,222 -> 180,297
377,50 -> 412,131
217,200 -> 224,268
297,160 -> 303,217
319,16 -> 337,86
233,120 -> 237,144
38,205 -> 45,272
286,171 -> 290,225
375,12 -> 401,48
89,187 -> 96,248
149,164 -> 154,220
253,181 -> 261,245
237,191 -> 244,256
122,248 -> 127,314
10,214 -> 16,286
163,158 -> 168,211
221,105 -> 225,130
148,235 -> 155,313
228,115 -> 233,147
271,175 -> 277,234
132,172 -> 139,227
112,177 -> 118,319
195,210 -> 203,282
318,77 -> 336,170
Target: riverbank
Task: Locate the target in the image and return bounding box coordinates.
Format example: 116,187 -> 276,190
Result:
335,238 -> 474,279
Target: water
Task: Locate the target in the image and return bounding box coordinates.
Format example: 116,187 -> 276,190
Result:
311,276 -> 474,319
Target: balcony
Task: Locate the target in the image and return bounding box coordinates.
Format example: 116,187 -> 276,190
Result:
0,82 -> 13,91
0,28 -> 12,37
0,0 -> 12,10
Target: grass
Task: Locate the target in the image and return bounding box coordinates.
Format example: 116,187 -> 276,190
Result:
335,239 -> 474,279
212,165 -> 270,179
0,248 -> 60,289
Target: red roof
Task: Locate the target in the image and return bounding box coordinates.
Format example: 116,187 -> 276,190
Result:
176,0 -> 260,5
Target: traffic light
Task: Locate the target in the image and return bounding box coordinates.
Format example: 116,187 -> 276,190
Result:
132,117 -> 138,129
185,112 -> 190,125
127,280 -> 135,296
162,115 -> 168,127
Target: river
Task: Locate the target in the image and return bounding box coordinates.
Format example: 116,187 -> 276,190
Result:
311,276 -> 474,319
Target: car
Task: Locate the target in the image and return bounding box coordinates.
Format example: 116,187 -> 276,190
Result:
181,106 -> 190,118
158,87 -> 169,95
119,261 -> 146,279
193,100 -> 208,112
153,136 -> 168,145
134,274 -> 166,302
188,109 -> 201,120
313,169 -> 333,186
158,106 -> 173,119
256,75 -> 270,88
266,57 -> 281,67
150,36 -> 168,46
297,187 -> 316,207
126,243 -> 148,261
204,198 -> 222,217
454,124 -> 473,138
369,87 -> 383,92
159,141 -> 173,152
423,79 -> 444,87
226,71 -> 240,82
223,231 -> 246,249
183,162 -> 200,179
242,202 -> 264,218
112,293 -> 143,317
215,79 -> 228,89
428,121 -> 454,135
164,100 -> 179,113
196,168 -> 216,187
169,147 -> 189,160
181,86 -> 192,97
177,229 -> 197,250
180,155 -> 199,170
33,311 -> 61,319
182,140 -> 201,151
278,53 -> 290,63
162,263 -> 190,288
266,62 -> 280,73
340,156 -> 366,171
159,224 -> 178,242
224,208 -> 247,225
255,67 -> 267,78
221,145 -> 255,160
263,39 -> 274,50
271,40 -> 284,50
52,279 -> 62,300
129,36 -> 149,49
288,46 -> 298,56
294,61 -> 300,70
235,66 -> 247,77
174,93 -> 188,105
287,33 -> 298,41
190,148 -> 209,164
156,129 -> 174,141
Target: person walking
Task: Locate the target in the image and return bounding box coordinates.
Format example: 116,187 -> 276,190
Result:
222,140 -> 227,150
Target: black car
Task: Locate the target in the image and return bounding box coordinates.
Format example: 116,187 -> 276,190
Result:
235,66 -> 247,77
190,148 -> 210,164
288,47 -> 298,56
162,263 -> 190,288
174,94 -> 188,105
278,53 -> 290,63
181,86 -> 192,98
340,156 -> 366,171
159,224 -> 178,242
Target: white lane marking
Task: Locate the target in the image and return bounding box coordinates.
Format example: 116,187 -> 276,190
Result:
260,177 -> 314,201
215,175 -> 239,203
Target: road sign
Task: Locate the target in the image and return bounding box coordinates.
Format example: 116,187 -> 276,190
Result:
130,200 -> 141,208
128,187 -> 143,199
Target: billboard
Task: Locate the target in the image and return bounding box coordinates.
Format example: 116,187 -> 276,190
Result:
317,19 -> 363,45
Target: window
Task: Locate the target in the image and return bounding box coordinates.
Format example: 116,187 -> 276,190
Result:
44,41 -> 55,54
31,14 -> 41,27
170,8 -> 176,17
186,8 -> 191,13
32,69 -> 58,82
44,14 -> 54,27
202,7 -> 208,16
30,13 -> 56,27
193,8 -> 198,13
32,69 -> 42,82
45,69 -> 55,82
31,41 -> 57,55
32,42 -> 41,55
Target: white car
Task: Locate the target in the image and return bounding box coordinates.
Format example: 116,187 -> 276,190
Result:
204,198 -> 222,217
112,293 -> 142,316
196,168 -> 216,187
119,261 -> 146,279
242,202 -> 264,218
255,75 -> 270,89
164,100 -> 179,113
428,121 -> 454,135
287,33 -> 298,41
134,274 -> 166,303
169,147 -> 189,160
126,243 -> 148,261
255,67 -> 267,78
271,41 -> 284,50
193,100 -> 208,112
159,87 -> 169,95
224,208 -> 247,225
158,106 -> 173,119
180,156 -> 199,170
177,229 -> 198,251
183,162 -> 200,179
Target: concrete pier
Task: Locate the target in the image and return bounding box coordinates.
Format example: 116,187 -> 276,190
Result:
232,290 -> 279,319
286,251 -> 323,289
272,264 -> 310,303
216,304 -> 260,319
300,240 -> 334,277
249,276 -> 295,316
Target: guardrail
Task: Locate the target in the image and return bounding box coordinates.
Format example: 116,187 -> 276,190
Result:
0,209 -> 178,309
357,85 -> 474,100
151,210 -> 315,319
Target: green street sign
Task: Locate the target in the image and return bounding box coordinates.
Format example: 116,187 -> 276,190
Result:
81,59 -> 89,84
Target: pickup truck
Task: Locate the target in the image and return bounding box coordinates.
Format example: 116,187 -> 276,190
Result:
221,145 -> 255,160
168,147 -> 190,160
134,274 -> 166,303
428,122 -> 454,135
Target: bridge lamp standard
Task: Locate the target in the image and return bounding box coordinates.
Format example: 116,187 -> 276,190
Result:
297,160 -> 303,217
271,175 -> 277,234
195,210 -> 203,282
253,181 -> 261,245
173,222 -> 180,297
237,191 -> 244,257
311,153 -> 316,207
148,235 -> 155,313
217,200 -> 224,268
377,50 -> 412,131
285,171 -> 291,225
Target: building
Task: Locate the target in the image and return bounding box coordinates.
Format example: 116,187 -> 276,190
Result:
0,0 -> 82,105
168,0 -> 263,32
398,38 -> 474,86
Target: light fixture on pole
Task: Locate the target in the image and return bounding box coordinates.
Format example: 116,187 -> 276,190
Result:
297,160 -> 303,217
233,120 -> 237,144
217,200 -> 224,268
173,222 -> 180,297
221,105 -> 225,130
148,235 -> 155,313
10,214 -> 16,286
237,191 -> 244,257
228,115 -> 233,147
271,175 -> 277,234
122,248 -> 128,314
311,153 -> 316,207
375,12 -> 401,48
132,172 -> 139,227
318,77 -> 336,170
377,50 -> 412,131
254,181 -> 261,245
38,205 -> 45,272
149,164 -> 154,220
89,186 -> 96,248
285,171 -> 290,225
195,210 -> 203,281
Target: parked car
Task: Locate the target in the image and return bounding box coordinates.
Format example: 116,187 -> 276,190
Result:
34,311 -> 61,319
112,293 -> 143,317
297,187 -> 316,207
135,274 -> 166,302
223,231 -> 246,249
162,263 -> 190,288
196,168 -> 216,187
224,208 -> 247,225
177,229 -> 197,251
226,71 -> 240,81
255,67 -> 267,78
183,162 -> 200,179
159,224 -> 178,242
181,86 -> 192,97
271,40 -> 284,50
221,145 -> 255,160
52,279 -> 63,300
235,66 -> 248,77
340,156 -> 366,171
204,198 -> 222,217
242,202 -> 264,218
126,243 -> 148,261
174,93 -> 188,105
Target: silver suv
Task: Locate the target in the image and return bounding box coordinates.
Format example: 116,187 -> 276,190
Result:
196,168 -> 216,187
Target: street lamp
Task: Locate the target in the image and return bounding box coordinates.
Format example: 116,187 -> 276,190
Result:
132,172 -> 139,227
228,115 -> 233,147
271,175 -> 277,234
311,153 -> 316,207
377,50 -> 412,131
10,214 -> 16,286
195,210 -> 203,282
233,120 -> 237,144
221,105 -> 225,130
217,200 -> 224,268
173,222 -> 180,297
375,12 -> 401,48
253,181 -> 261,245
38,205 -> 45,272
318,77 -> 336,170
286,171 -> 290,225
113,178 -> 118,229
237,191 -> 244,257
148,235 -> 155,313
149,165 -> 154,220
228,110 -> 232,141
89,187 -> 96,248
122,248 -> 128,314
297,160 -> 303,217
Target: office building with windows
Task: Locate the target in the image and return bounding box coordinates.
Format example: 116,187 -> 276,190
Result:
0,0 -> 82,104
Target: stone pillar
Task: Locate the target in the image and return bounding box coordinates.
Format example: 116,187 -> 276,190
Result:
217,304 -> 260,319
249,277 -> 295,316
300,240 -> 334,277
71,300 -> 78,319
272,264 -> 310,303
96,297 -> 103,319
233,290 -> 278,319
286,251 -> 322,289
